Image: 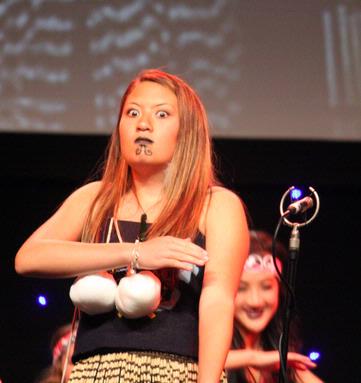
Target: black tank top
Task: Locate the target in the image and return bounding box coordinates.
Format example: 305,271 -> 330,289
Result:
72,220 -> 205,362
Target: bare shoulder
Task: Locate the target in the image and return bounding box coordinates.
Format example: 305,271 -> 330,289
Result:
209,185 -> 240,199
31,181 -> 104,241
52,180 -> 103,227
201,185 -> 248,235
67,180 -> 102,199
63,181 -> 102,208
201,187 -> 249,287
207,186 -> 245,213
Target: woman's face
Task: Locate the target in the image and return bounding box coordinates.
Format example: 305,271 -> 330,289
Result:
119,80 -> 180,172
234,270 -> 279,336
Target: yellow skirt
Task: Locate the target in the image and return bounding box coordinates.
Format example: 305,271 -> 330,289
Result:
69,351 -> 228,383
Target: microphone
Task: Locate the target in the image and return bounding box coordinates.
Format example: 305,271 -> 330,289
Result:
286,196 -> 314,215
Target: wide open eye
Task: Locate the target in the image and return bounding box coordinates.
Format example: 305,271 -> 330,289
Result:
127,108 -> 140,117
156,110 -> 169,118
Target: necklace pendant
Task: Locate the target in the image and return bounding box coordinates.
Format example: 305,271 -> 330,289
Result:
139,213 -> 147,242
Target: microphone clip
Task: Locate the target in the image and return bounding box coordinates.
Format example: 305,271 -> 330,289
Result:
280,186 -> 320,227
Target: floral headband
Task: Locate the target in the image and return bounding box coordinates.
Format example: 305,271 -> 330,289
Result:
243,253 -> 282,276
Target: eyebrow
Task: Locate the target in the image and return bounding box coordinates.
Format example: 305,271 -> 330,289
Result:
260,278 -> 277,283
127,101 -> 174,108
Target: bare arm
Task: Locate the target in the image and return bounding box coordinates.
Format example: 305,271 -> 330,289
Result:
226,349 -> 317,371
197,188 -> 249,383
15,182 -> 207,278
225,349 -> 254,369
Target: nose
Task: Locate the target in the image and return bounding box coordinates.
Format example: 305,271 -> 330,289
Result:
136,113 -> 152,132
246,288 -> 263,307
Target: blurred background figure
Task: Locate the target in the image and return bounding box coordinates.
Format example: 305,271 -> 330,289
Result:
226,230 -> 323,383
34,322 -> 77,383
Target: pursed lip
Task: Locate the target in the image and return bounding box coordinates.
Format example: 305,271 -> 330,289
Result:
134,137 -> 154,144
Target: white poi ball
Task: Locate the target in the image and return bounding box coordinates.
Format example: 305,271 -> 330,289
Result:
115,271 -> 161,319
69,272 -> 117,315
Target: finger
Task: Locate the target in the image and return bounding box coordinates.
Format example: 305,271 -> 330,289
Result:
288,353 -> 316,366
288,357 -> 316,369
171,260 -> 194,271
293,361 -> 316,370
170,238 -> 208,260
164,252 -> 204,269
293,362 -> 307,371
174,253 -> 208,266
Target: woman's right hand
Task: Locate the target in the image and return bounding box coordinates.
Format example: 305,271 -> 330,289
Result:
136,236 -> 209,271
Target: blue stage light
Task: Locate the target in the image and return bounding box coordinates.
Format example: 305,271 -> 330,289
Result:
37,295 -> 47,306
309,351 -> 320,361
291,188 -> 302,201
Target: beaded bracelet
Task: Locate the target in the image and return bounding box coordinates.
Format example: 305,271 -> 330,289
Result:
130,239 -> 141,271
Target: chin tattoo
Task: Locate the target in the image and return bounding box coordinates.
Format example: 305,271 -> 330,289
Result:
136,144 -> 152,156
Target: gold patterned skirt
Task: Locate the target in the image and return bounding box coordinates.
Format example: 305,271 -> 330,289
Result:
68,351 -> 228,383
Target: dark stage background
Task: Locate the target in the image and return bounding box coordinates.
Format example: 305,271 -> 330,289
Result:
1,133 -> 360,383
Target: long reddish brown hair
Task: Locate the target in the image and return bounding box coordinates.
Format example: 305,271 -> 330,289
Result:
82,69 -> 217,243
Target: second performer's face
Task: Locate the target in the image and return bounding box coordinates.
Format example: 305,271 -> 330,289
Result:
234,271 -> 279,336
119,81 -> 180,172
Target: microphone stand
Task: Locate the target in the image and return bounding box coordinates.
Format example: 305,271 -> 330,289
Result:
278,224 -> 300,383
277,186 -> 320,383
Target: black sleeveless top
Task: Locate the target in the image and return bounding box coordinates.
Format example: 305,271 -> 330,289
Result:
72,220 -> 205,363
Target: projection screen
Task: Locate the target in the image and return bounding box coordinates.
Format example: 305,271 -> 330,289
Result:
0,0 -> 360,140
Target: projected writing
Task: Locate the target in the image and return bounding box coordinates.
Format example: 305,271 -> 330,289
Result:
0,0 -> 360,140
